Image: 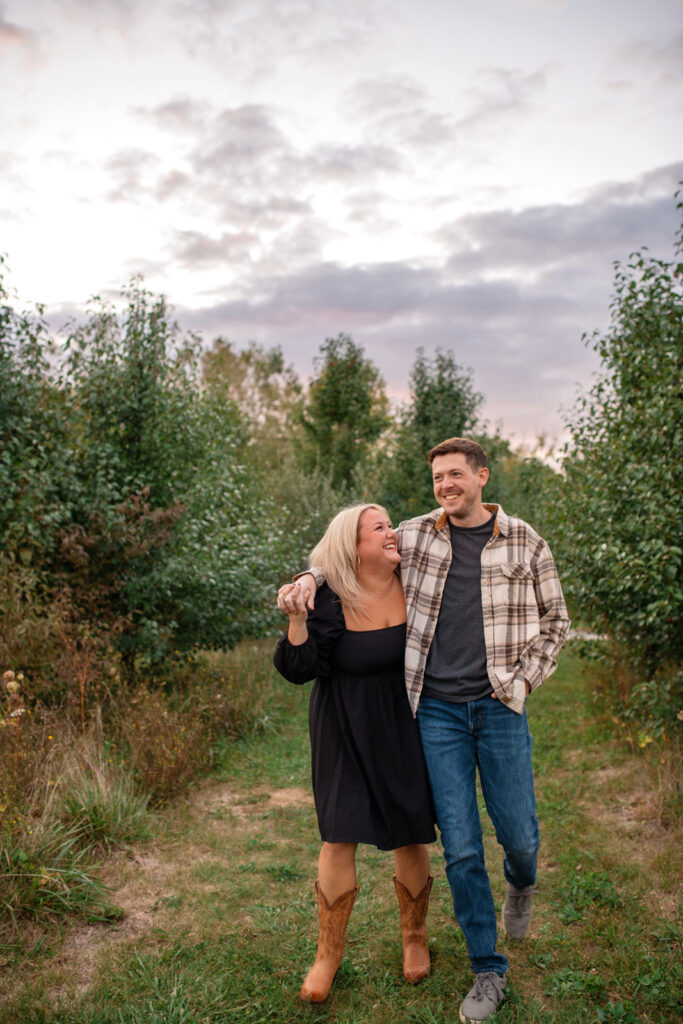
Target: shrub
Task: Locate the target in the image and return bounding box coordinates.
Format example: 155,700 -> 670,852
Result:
114,686 -> 210,805
59,764 -> 150,852
556,199 -> 682,680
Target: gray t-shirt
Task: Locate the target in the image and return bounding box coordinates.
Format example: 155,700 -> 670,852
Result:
422,513 -> 495,703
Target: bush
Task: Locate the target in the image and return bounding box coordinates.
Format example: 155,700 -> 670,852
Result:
556,201 -> 683,678
114,686 -> 209,805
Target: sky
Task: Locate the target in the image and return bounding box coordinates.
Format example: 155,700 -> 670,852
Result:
1,0 -> 682,446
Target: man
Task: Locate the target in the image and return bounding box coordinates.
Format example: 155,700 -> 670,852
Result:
282,437 -> 570,1023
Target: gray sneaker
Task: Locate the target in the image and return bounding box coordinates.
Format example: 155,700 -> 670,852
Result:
502,882 -> 536,939
459,972 -> 506,1023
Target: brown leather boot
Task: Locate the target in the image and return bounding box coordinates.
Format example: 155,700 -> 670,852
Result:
393,874 -> 433,983
299,881 -> 359,1003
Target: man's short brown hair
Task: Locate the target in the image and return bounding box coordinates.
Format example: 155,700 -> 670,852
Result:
427,437 -> 488,470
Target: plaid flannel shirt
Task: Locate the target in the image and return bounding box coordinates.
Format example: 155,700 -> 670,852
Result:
304,502 -> 570,717
397,503 -> 570,715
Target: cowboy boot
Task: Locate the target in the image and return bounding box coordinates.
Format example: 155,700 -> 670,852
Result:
299,881 -> 359,1003
393,874 -> 433,983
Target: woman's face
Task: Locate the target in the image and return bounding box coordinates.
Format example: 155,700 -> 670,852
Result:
356,508 -> 400,569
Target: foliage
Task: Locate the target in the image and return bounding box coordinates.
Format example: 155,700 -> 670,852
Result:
114,685 -> 210,805
297,333 -> 389,490
617,668 -> 682,746
556,202 -> 683,681
61,282 -> 280,666
0,640 -> 285,938
202,337 -> 302,456
201,338 -> 347,579
0,262 -> 75,559
59,768 -> 151,852
555,869 -> 623,924
0,823 -> 120,931
1,275 -> 293,679
475,431 -> 560,538
374,348 -> 483,522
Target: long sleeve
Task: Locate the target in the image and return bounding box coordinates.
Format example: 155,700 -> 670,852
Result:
273,584 -> 345,685
522,540 -> 571,692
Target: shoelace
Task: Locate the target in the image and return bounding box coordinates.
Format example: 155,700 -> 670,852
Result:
508,885 -> 537,913
472,972 -> 506,1001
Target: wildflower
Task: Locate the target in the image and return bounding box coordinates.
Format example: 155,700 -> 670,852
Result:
677,710 -> 683,722
6,680 -> 20,694
3,670 -> 15,683
9,707 -> 26,718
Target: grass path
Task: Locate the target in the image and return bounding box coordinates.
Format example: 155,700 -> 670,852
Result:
3,653 -> 681,1023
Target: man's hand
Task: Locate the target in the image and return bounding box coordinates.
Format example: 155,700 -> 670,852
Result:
277,574 -> 316,617
277,578 -> 316,646
277,575 -> 316,617
490,680 -> 531,699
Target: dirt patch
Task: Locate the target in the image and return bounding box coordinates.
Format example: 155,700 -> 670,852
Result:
1,782 -> 316,1005
193,782 -> 313,819
193,781 -> 311,809
265,786 -> 314,809
2,847 -> 176,1004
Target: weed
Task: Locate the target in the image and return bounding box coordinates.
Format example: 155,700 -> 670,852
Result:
592,1001 -> 637,1023
264,863 -> 304,882
555,869 -> 623,924
59,767 -> 150,851
543,966 -> 606,999
0,822 -> 121,930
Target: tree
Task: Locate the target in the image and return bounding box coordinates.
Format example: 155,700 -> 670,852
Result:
476,432 -> 560,540
0,261 -> 76,560
556,202 -> 683,678
297,334 -> 389,490
59,282 -> 288,668
376,349 -> 482,522
202,338 -> 302,460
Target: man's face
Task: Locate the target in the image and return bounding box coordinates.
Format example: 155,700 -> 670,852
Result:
431,452 -> 489,525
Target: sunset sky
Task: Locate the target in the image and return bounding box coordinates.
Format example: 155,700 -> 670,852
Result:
2,0 -> 682,444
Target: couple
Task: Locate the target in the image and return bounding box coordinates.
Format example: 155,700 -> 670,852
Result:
275,436 -> 570,1024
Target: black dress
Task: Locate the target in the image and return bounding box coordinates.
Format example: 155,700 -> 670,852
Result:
273,584 -> 436,851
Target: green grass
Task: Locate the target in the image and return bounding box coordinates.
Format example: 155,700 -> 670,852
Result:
2,652 -> 681,1024
59,769 -> 151,852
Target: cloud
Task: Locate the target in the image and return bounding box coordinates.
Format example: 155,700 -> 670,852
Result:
171,228 -> 259,267
616,30 -> 683,86
456,63 -> 559,132
440,181 -> 680,280
343,62 -> 558,161
0,5 -> 35,47
138,96 -> 209,132
104,147 -> 160,201
173,167 -> 679,440
125,98 -> 407,252
171,0 -> 391,74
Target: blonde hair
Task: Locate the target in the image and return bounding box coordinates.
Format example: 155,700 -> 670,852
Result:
309,503 -> 390,612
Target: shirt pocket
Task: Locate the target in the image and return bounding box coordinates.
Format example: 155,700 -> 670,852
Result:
499,562 -> 539,628
500,561 -> 534,581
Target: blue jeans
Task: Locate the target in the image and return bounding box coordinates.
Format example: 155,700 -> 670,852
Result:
417,696 -> 539,975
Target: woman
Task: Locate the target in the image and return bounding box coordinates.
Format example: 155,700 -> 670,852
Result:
274,503 -> 435,1004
